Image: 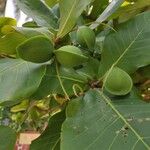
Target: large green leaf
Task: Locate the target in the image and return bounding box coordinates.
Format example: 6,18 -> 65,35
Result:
61,89 -> 150,150
0,126 -> 17,150
30,110 -> 65,150
16,0 -> 58,29
57,0 -> 92,38
32,65 -> 87,99
99,11 -> 150,77
0,32 -> 27,55
0,58 -> 46,103
90,0 -> 124,29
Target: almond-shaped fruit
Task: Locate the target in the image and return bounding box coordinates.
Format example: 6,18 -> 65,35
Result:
54,45 -> 88,67
17,35 -> 54,63
77,26 -> 95,49
104,67 -> 133,96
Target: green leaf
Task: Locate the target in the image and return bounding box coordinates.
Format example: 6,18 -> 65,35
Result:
30,110 -> 66,150
90,0 -> 109,20
0,32 -> 27,55
0,126 -> 17,150
0,58 -> 46,104
61,89 -> 150,150
14,27 -> 55,39
77,57 -> 100,79
32,65 -> 87,99
10,100 -> 29,113
99,11 -> 150,77
22,21 -> 38,28
16,0 -> 58,29
0,17 -> 16,36
0,17 -> 16,28
17,36 -> 54,63
44,0 -> 59,7
57,0 -> 92,38
52,4 -> 60,18
90,0 -> 124,29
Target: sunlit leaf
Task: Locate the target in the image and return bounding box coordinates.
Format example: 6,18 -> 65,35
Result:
44,0 -> 59,7
57,0 -> 92,38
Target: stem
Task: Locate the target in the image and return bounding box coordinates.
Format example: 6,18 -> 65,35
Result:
72,84 -> 83,97
56,62 -> 70,100
71,21 -> 116,32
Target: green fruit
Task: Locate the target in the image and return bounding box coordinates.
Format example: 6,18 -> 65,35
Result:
104,67 -> 133,96
54,45 -> 88,67
77,26 -> 95,49
17,35 -> 54,63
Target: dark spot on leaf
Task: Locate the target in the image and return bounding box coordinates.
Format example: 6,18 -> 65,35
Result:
125,126 -> 129,130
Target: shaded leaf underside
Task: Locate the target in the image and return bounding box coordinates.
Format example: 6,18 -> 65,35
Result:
16,0 -> 58,29
0,58 -> 45,103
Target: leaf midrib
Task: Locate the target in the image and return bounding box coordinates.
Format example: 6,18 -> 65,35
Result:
57,0 -> 78,37
102,27 -> 144,86
113,28 -> 144,67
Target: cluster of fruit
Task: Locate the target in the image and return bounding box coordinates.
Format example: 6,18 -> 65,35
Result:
17,26 -> 94,67
17,26 -> 133,96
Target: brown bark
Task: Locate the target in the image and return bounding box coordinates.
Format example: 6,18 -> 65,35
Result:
0,0 -> 7,15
